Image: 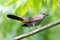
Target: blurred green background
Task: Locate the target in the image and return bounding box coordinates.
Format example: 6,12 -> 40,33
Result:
0,0 -> 60,40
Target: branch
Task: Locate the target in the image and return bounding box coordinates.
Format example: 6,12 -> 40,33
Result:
14,20 -> 60,40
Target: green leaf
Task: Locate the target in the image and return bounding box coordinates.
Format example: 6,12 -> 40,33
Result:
52,0 -> 58,12
5,0 -> 19,7
29,0 -> 42,14
59,0 -> 60,2
15,1 -> 29,17
46,0 -> 50,4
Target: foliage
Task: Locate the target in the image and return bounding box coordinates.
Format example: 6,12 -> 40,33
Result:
0,0 -> 60,40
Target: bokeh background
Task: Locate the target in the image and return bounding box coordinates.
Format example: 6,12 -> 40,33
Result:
0,0 -> 60,40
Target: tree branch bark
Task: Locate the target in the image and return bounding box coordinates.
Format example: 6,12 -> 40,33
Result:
14,20 -> 60,40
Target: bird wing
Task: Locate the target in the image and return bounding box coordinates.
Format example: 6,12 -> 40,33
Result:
30,15 -> 41,22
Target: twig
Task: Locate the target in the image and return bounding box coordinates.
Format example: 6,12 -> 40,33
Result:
14,20 -> 60,40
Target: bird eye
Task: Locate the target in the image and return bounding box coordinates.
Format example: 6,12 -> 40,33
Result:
43,13 -> 48,16
43,13 -> 46,15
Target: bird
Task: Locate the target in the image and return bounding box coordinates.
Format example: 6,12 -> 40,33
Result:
7,13 -> 48,27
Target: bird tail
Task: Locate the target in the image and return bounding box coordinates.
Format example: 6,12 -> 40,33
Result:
7,14 -> 24,21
